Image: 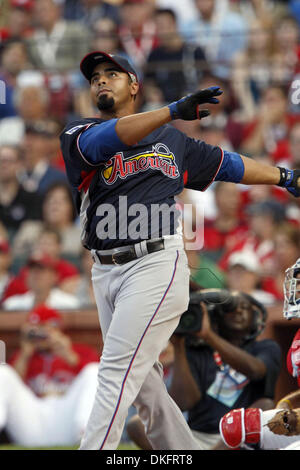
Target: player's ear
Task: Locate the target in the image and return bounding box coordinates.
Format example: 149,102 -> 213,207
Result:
130,81 -> 139,100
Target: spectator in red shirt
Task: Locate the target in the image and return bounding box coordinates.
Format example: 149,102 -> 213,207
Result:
270,121 -> 300,168
10,304 -> 99,393
0,240 -> 13,304
261,222 -> 300,301
3,227 -> 79,302
0,0 -> 34,43
240,84 -> 300,157
2,253 -> 80,311
119,0 -> 158,70
219,199 -> 286,276
202,181 -> 248,261
0,304 -> 100,447
35,227 -> 79,286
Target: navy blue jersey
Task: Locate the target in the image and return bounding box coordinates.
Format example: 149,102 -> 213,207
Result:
60,118 -> 223,250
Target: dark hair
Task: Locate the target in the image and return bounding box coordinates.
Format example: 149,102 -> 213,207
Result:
43,182 -> 77,221
217,292 -> 267,344
0,38 -> 28,63
155,8 -> 177,23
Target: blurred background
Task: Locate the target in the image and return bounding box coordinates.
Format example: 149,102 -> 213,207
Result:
1,0 -> 300,446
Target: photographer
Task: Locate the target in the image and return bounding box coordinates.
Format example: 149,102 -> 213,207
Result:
127,290 -> 281,450
219,258 -> 300,451
0,304 -> 100,447
169,290 -> 281,449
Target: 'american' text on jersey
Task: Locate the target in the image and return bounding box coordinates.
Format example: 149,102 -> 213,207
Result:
101,144 -> 180,185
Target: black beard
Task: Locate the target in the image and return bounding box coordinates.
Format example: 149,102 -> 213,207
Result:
97,94 -> 115,111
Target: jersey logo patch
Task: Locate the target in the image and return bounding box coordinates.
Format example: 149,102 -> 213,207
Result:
65,124 -> 95,135
101,143 -> 180,185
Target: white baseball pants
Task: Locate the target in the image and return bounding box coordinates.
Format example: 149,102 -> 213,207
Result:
0,362 -> 98,447
79,237 -> 200,450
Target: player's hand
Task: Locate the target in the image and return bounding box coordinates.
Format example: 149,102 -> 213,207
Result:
277,167 -> 300,197
168,87 -> 223,121
288,171 -> 300,197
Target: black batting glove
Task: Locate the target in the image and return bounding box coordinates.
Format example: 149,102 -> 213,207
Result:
277,167 -> 300,197
168,86 -> 223,121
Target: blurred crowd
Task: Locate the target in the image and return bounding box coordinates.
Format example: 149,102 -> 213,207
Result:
0,0 -> 300,313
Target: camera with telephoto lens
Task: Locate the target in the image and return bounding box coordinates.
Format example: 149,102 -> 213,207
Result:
175,288 -> 267,341
25,328 -> 49,341
175,289 -> 238,336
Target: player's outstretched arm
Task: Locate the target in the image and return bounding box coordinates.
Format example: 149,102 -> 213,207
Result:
240,155 -> 300,197
240,155 -> 281,185
115,87 -> 222,146
215,151 -> 300,198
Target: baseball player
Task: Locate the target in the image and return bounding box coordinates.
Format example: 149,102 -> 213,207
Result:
60,51 -> 300,451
